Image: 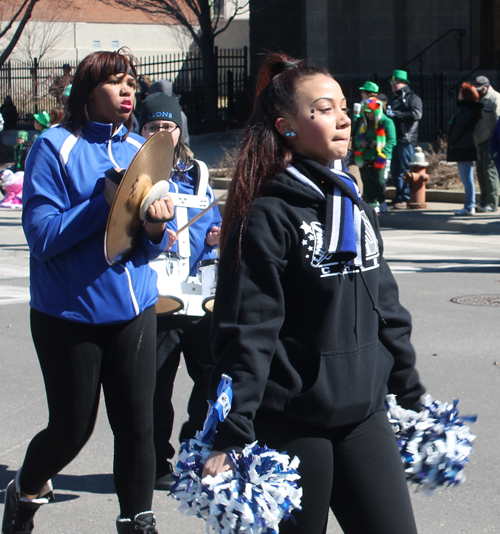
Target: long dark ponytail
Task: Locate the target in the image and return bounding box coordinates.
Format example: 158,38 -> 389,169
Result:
220,52 -> 331,253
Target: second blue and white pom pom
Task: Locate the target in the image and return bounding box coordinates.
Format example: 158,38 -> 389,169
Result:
386,394 -> 477,493
170,375 -> 303,534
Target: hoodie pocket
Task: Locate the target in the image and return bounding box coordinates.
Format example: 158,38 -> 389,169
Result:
285,340 -> 393,427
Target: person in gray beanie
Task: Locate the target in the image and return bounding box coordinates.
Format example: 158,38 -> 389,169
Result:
139,93 -> 183,133
139,91 -> 221,492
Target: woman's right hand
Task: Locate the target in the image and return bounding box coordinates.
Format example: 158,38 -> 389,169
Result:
202,450 -> 235,479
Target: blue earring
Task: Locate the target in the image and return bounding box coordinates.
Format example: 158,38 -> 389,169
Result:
286,131 -> 296,138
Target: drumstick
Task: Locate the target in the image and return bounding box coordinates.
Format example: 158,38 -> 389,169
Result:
176,191 -> 228,235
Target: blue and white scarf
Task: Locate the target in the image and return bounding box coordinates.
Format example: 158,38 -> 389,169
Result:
286,158 -> 364,267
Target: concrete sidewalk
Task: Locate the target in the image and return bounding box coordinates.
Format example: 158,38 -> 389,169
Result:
379,194 -> 500,235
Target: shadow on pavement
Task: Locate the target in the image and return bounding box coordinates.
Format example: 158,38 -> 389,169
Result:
0,465 -> 115,504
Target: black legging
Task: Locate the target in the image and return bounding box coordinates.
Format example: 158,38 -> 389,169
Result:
254,407 -> 418,534
154,313 -> 214,460
20,307 -> 157,519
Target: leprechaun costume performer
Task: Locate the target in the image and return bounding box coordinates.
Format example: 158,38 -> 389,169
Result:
354,98 -> 396,212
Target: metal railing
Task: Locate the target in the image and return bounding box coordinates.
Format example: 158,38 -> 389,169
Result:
402,29 -> 467,75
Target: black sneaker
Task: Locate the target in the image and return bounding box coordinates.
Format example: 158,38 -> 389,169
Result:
154,459 -> 174,491
116,511 -> 158,534
2,475 -> 54,534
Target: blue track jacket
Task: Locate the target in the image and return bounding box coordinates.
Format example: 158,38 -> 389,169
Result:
22,121 -> 169,324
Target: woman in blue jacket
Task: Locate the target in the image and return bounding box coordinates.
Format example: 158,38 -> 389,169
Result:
2,50 -> 173,534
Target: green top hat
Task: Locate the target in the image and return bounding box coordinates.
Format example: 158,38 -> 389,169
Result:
17,130 -> 28,142
359,81 -> 379,93
34,110 -> 50,128
390,69 -> 409,84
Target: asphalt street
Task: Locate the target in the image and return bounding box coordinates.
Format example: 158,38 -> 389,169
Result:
0,207 -> 499,534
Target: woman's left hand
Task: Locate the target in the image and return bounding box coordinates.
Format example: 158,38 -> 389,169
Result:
144,196 -> 175,244
206,225 -> 220,246
165,229 -> 177,250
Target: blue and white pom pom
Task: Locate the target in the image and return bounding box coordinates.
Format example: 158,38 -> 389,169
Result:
170,375 -> 303,534
386,394 -> 477,493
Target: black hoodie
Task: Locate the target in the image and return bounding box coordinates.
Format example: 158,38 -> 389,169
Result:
210,157 -> 425,450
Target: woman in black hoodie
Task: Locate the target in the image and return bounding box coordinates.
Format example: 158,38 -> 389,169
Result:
202,53 -> 425,534
447,82 -> 483,216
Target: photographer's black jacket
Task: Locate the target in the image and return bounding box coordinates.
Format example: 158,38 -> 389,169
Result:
389,85 -> 423,145
210,158 -> 425,450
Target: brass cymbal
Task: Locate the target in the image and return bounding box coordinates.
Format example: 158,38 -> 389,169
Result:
104,131 -> 174,265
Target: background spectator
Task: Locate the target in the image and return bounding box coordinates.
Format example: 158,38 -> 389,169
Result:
0,96 -> 18,130
32,111 -> 50,143
49,64 -> 74,106
474,75 -> 500,212
447,82 -> 483,216
387,69 -> 423,208
354,97 -> 396,213
12,131 -> 30,172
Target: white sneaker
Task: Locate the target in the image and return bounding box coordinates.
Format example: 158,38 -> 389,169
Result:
454,207 -> 475,216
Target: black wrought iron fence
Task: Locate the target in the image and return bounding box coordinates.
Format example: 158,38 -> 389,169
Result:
3,52 -> 500,141
0,47 -> 249,134
0,58 -> 79,130
137,47 -> 250,134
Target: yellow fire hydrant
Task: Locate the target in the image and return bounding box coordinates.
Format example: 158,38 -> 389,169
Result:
403,147 -> 429,209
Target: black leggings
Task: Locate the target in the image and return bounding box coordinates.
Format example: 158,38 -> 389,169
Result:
254,408 -> 418,534
154,313 -> 214,459
20,307 -> 157,519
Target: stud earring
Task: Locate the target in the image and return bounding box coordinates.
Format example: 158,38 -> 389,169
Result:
285,131 -> 296,138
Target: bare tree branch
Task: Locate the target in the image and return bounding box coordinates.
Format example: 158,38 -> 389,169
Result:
0,0 -> 30,40
11,0 -> 74,61
0,0 -> 41,68
213,0 -> 250,38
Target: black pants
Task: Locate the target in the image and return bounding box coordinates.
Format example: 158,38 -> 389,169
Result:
20,307 -> 157,519
153,313 -> 214,461
254,408 -> 418,534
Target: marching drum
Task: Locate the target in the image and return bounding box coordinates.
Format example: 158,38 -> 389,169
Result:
198,259 -> 218,313
150,252 -> 185,315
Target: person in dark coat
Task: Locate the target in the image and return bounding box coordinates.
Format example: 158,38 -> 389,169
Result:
447,82 -> 483,215
387,70 -> 423,208
0,96 -> 18,130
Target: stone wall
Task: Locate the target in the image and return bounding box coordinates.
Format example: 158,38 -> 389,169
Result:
326,0 -> 471,74
250,0 -> 473,75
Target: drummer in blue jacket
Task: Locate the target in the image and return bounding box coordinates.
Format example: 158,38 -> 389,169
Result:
3,50 -> 174,534
139,93 -> 221,490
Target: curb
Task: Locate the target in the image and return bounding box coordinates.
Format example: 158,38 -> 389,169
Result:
378,210 -> 500,235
